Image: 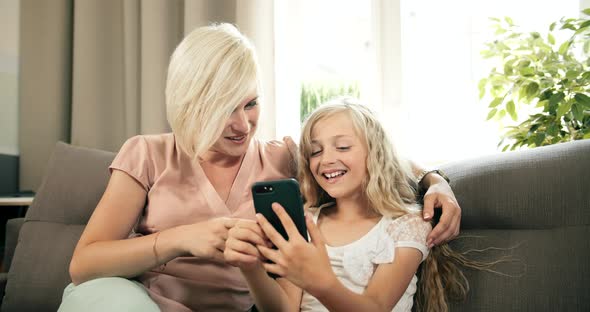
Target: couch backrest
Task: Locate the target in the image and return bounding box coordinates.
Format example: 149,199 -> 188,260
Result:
2,142 -> 115,312
442,138 -> 590,230
442,139 -> 590,311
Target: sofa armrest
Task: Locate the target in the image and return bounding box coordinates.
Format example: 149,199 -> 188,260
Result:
3,218 -> 25,273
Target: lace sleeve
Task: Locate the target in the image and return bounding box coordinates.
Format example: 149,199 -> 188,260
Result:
386,214 -> 432,261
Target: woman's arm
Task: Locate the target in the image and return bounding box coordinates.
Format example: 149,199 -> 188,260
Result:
69,170 -> 235,285
408,160 -> 461,247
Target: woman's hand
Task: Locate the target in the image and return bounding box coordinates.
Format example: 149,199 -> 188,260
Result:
422,175 -> 461,248
224,219 -> 270,271
256,203 -> 337,295
178,217 -> 238,263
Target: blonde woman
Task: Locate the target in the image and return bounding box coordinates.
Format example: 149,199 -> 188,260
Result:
226,99 -> 476,311
59,24 -> 461,312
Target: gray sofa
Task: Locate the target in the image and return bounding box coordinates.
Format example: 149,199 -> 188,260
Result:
0,139 -> 589,311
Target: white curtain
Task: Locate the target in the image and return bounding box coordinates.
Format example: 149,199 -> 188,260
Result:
19,0 -> 277,190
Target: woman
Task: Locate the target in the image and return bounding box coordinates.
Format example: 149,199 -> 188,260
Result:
59,23 -> 461,312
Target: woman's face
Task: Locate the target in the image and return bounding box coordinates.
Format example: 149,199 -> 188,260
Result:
209,95 -> 260,158
308,112 -> 368,201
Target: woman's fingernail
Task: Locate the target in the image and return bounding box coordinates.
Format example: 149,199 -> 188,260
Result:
424,213 -> 430,219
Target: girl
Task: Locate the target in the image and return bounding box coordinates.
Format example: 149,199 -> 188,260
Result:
225,98 -> 471,311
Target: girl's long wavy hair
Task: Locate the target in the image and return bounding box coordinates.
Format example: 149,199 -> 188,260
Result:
298,97 -> 490,311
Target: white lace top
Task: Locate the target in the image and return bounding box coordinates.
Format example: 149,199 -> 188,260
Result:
300,204 -> 432,312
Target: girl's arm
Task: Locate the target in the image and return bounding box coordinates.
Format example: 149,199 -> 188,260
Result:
225,219 -> 302,312
310,248 -> 423,312
70,170 -> 235,285
256,204 -> 424,311
242,267 -> 302,312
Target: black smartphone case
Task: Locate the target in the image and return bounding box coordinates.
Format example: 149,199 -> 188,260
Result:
251,178 -> 308,242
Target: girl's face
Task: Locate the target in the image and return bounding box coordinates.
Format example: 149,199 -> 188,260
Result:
209,94 -> 260,158
308,112 -> 368,202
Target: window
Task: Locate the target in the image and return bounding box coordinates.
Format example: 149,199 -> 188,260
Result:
275,0 -> 372,142
399,0 -> 581,165
275,0 -> 582,164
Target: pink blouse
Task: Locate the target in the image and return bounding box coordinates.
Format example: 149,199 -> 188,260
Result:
109,133 -> 295,312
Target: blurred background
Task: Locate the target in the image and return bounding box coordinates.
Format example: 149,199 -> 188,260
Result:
1,0 -> 588,195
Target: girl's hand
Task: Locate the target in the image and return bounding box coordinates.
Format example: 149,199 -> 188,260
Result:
422,177 -> 461,248
256,203 -> 337,295
224,219 -> 270,271
178,217 -> 238,263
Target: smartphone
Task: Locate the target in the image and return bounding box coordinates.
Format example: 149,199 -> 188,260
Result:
251,178 -> 308,242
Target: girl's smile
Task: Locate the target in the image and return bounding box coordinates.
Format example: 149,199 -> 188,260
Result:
321,169 -> 348,183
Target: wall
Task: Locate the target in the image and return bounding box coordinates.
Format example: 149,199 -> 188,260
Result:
0,0 -> 19,194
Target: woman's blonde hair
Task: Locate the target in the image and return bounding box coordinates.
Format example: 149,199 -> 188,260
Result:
298,97 -> 501,311
166,23 -> 260,159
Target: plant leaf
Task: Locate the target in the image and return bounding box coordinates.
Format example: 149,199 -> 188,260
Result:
506,100 -> 517,121
536,99 -> 549,108
519,67 -> 535,76
495,28 -> 507,35
556,100 -> 573,118
549,92 -> 565,113
548,33 -> 555,45
558,40 -> 571,55
489,97 -> 503,108
534,133 -> 546,146
574,93 -> 590,108
547,123 -> 558,136
478,78 -> 487,99
572,103 -> 584,121
526,82 -> 539,100
583,8 -> 590,16
584,132 -> 590,139
566,70 -> 580,79
487,108 -> 498,120
561,23 -> 577,31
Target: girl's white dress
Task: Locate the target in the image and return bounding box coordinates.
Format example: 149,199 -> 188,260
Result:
300,204 -> 432,312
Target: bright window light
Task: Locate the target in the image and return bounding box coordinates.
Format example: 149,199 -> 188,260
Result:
275,0 -> 582,165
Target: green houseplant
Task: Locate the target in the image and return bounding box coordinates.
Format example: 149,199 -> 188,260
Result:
478,9 -> 590,151
300,81 -> 360,122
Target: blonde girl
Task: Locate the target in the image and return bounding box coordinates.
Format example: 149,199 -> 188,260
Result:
226,97 -> 470,311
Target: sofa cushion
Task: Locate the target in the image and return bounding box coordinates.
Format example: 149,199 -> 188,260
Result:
2,222 -> 85,312
24,142 -> 115,224
449,226 -> 590,311
1,142 -> 115,312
